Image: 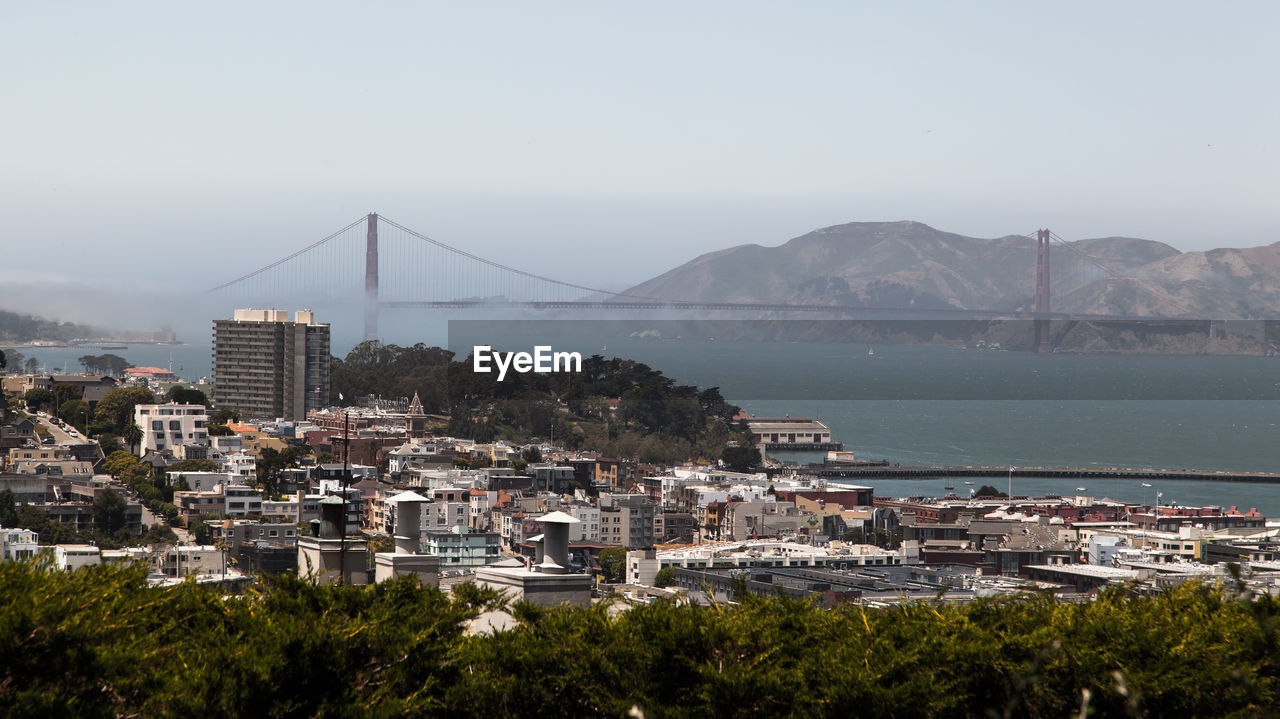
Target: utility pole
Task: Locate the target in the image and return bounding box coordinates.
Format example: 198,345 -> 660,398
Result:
339,410 -> 350,585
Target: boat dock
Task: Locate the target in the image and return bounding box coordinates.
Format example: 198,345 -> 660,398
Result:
803,464 -> 1280,484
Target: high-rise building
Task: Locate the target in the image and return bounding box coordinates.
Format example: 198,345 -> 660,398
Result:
212,309 -> 330,421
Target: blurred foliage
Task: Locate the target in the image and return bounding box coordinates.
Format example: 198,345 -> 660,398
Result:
0,563 -> 1277,717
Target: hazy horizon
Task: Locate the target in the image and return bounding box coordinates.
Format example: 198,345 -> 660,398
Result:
3,2 -> 1277,334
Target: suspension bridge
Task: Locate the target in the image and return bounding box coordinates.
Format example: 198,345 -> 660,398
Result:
207,213 -> 1194,345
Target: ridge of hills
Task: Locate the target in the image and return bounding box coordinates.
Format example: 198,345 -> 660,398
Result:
620,220 -> 1280,320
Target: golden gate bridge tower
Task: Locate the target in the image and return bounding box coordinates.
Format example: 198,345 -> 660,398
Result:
1034,228 -> 1052,353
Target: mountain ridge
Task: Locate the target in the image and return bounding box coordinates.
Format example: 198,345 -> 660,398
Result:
620,221 -> 1279,318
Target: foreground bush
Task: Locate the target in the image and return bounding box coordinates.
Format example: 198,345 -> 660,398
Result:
1,561 -> 1277,717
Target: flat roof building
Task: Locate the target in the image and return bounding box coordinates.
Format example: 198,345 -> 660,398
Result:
212,309 -> 330,421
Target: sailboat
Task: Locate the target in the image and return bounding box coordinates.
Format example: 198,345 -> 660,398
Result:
867,348 -> 875,356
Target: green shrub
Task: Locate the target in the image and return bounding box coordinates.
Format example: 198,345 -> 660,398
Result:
1,562 -> 1277,717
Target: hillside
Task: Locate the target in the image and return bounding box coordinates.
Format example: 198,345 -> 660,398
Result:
0,309 -> 101,344
620,221 -> 1280,318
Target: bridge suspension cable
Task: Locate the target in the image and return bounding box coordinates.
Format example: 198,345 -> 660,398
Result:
207,215 -> 367,293
377,214 -> 668,303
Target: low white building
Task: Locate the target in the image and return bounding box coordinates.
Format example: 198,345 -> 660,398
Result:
221,452 -> 256,482
225,485 -> 264,517
626,539 -> 904,586
166,471 -> 234,493
154,545 -> 224,577
1,526 -> 40,561
387,442 -> 440,473
134,403 -> 209,455
54,544 -> 102,571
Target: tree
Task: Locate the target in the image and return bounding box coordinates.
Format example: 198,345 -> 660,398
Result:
94,387 -> 155,429
24,356 -> 38,373
974,485 -> 1008,498
92,489 -> 129,534
102,451 -> 141,479
95,354 -> 132,376
121,422 -> 143,455
16,504 -> 49,532
653,566 -> 677,588
144,524 -> 178,546
0,489 -> 17,527
189,519 -> 211,544
168,459 -> 219,473
57,399 -> 91,431
210,407 -> 240,425
50,383 -> 81,409
522,446 -> 543,464
207,407 -> 239,435
23,388 -> 54,412
597,547 -> 628,583
78,354 -> 101,374
721,442 -> 761,473
256,447 -> 294,498
0,348 -> 6,370
97,433 -> 124,456
166,387 -> 208,406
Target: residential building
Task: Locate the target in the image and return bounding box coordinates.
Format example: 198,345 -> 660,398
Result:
211,309 -> 331,421
566,503 -> 601,542
134,403 -> 209,455
155,545 -> 224,577
530,464 -> 576,494
598,493 -> 657,549
224,485 -> 264,517
0,526 -> 40,561
54,544 -> 102,571
422,526 -> 502,569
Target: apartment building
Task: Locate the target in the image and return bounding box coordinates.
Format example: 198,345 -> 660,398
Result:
134,403 -> 209,454
211,309 -> 330,421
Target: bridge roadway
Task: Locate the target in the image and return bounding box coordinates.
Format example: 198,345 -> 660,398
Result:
807,464 -> 1280,484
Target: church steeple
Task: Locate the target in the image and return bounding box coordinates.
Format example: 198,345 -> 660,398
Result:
406,391 -> 427,438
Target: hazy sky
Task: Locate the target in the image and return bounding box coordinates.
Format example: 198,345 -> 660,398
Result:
3,2 -> 1278,330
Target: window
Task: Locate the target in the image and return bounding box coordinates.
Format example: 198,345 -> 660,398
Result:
152,421 -> 163,430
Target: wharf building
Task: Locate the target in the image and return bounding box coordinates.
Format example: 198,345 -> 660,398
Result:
741,415 -> 840,451
211,309 -> 330,421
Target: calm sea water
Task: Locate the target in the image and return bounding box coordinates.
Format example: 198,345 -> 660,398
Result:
13,334 -> 1280,514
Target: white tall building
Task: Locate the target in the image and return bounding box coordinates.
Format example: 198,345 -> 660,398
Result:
134,403 -> 209,455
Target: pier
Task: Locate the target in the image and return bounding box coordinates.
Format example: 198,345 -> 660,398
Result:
800,464 -> 1280,484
